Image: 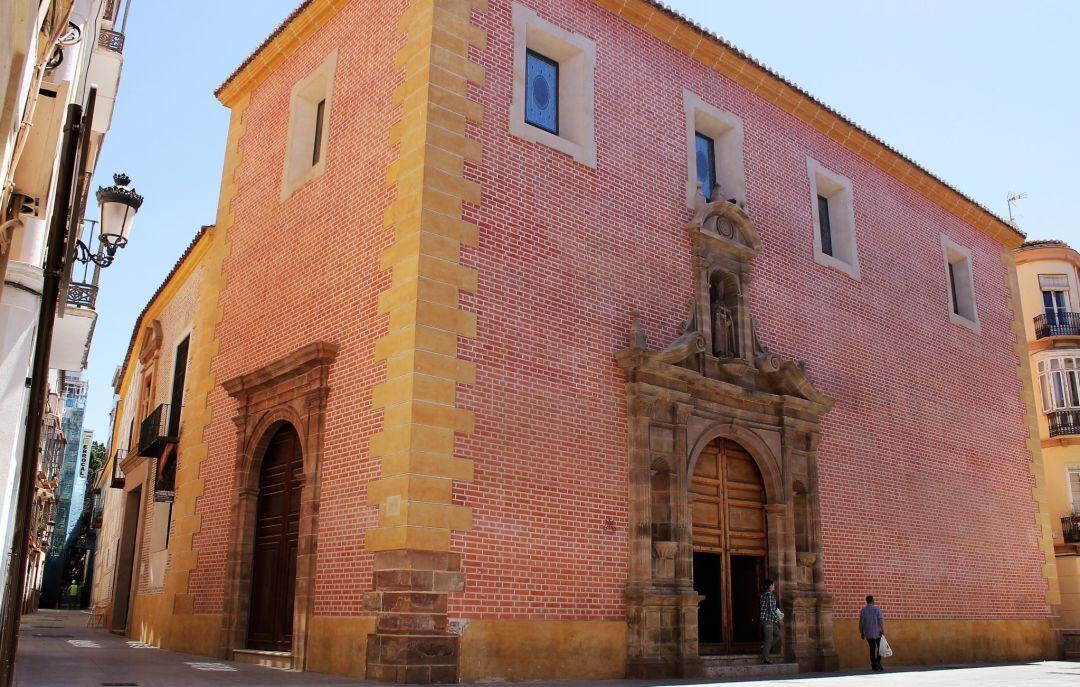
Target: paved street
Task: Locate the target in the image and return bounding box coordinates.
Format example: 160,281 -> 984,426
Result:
13,610 -> 1080,686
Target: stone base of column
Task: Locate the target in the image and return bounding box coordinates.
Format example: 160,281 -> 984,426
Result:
365,550 -> 465,684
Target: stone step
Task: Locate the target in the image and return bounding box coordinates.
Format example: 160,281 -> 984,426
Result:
701,656 -> 799,679
231,648 -> 292,669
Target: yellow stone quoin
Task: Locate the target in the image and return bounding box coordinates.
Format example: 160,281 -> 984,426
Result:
367,0 -> 488,554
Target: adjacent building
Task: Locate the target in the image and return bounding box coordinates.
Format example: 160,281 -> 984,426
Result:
0,0 -> 131,609
91,225 -> 208,637
93,0 -> 1061,682
23,379 -> 66,612
1014,239 -> 1080,655
41,375 -> 92,607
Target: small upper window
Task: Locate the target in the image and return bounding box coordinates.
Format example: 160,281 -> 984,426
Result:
684,90 -> 746,208
525,50 -> 558,135
510,4 -> 597,168
281,50 -> 337,201
695,133 -> 717,202
941,234 -> 979,331
806,158 -> 859,280
817,195 -> 833,257
312,99 -> 326,166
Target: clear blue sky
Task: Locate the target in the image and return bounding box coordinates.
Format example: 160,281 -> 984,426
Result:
82,0 -> 1080,438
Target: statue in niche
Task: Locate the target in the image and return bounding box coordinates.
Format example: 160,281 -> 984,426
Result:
710,275 -> 738,358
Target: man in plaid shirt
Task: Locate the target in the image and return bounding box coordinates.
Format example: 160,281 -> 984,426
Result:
759,579 -> 783,663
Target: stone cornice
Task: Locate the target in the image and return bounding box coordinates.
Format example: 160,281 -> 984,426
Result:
215,0 -> 345,106
1014,243 -> 1080,268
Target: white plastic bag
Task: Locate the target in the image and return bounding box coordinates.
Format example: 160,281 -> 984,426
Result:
878,635 -> 893,659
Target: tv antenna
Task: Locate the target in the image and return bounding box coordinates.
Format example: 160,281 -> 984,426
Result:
1006,192 -> 1027,223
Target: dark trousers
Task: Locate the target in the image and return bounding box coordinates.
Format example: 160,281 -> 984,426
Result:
762,622 -> 779,661
867,637 -> 881,669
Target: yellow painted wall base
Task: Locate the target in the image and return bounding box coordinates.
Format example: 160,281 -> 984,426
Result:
127,593 -> 221,658
834,618 -> 1056,668
1058,555 -> 1080,628
459,620 -> 626,682
306,616 -> 377,679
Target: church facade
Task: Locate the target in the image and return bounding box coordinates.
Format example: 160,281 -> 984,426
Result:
93,0 -> 1060,682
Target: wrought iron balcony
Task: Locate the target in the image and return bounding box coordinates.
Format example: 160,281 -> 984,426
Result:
1063,515 -> 1080,544
91,489 -> 104,529
1048,410 -> 1080,437
111,448 -> 127,488
67,281 -> 98,309
97,28 -> 125,53
137,404 -> 178,458
1034,312 -> 1080,339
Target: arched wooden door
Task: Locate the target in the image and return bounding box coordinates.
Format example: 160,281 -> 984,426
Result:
691,438 -> 768,654
247,424 -> 303,652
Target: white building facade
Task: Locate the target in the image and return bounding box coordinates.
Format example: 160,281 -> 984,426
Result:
0,0 -> 131,603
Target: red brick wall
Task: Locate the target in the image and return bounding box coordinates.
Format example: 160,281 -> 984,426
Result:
193,0 -> 1048,629
451,0 -> 1048,623
191,0 -> 406,617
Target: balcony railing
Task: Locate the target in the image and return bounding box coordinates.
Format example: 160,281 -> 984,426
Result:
1063,515 -> 1080,544
1048,410 -> 1080,437
67,281 -> 98,309
97,28 -> 125,53
1034,312 -> 1080,339
137,404 -> 178,458
111,448 -> 127,489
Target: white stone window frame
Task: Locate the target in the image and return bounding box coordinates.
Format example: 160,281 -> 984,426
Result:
1067,465 -> 1080,514
806,157 -> 860,281
940,234 -> 980,332
683,90 -> 746,209
1036,355 -> 1080,412
509,3 -> 597,168
280,49 -> 338,202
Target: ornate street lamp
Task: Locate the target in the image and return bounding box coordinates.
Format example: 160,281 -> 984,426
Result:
74,172 -> 143,266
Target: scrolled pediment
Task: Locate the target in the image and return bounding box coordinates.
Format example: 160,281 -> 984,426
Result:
684,198 -> 761,261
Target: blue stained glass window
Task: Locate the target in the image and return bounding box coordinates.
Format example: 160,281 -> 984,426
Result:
525,50 -> 559,135
695,133 -> 716,201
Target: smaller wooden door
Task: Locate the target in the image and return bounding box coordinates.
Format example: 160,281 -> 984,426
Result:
247,425 -> 303,652
691,438 -> 768,654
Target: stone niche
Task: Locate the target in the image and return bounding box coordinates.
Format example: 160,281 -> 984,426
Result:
616,197 -> 838,677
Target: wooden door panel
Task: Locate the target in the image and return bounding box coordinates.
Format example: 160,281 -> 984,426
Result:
247,425 -> 303,652
691,438 -> 768,654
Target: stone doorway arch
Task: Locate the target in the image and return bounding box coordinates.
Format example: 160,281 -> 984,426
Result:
616,199 -> 836,677
219,342 -> 337,671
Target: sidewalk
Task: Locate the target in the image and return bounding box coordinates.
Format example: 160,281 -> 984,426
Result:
13,610 -> 1080,686
15,610 -> 359,686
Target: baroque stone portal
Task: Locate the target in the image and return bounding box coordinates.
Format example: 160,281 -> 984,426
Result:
616,198 -> 837,677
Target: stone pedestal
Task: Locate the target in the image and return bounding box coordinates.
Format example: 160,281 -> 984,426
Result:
365,550 -> 465,684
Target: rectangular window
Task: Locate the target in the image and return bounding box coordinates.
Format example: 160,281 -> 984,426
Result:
695,132 -> 717,202
1037,358 -> 1080,411
807,158 -> 859,280
1070,467 -> 1080,512
168,335 -> 189,436
312,99 -> 326,166
525,49 -> 559,135
941,235 -> 978,330
817,195 -> 833,257
948,262 -> 960,315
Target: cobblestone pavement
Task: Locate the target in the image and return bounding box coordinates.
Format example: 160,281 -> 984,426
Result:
13,610 -> 1080,686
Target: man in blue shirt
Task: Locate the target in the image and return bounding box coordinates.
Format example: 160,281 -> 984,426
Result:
859,595 -> 885,672
759,579 -> 782,664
